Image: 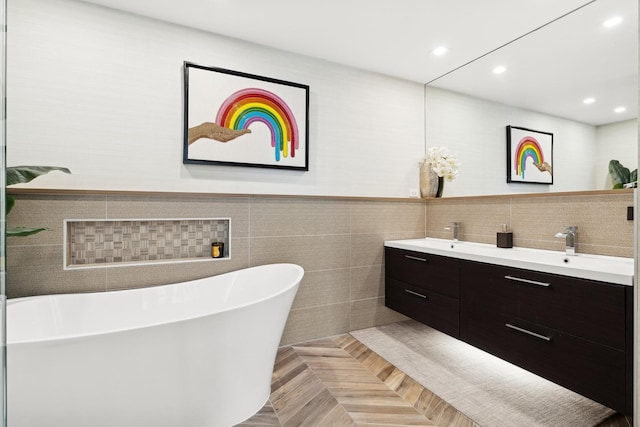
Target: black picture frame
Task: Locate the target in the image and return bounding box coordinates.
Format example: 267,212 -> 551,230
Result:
183,62 -> 310,171
506,125 -> 553,185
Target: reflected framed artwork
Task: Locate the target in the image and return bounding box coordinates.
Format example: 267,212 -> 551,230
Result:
506,125 -> 553,184
183,62 -> 310,171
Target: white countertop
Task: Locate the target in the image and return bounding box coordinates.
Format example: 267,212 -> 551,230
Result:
385,238 -> 634,286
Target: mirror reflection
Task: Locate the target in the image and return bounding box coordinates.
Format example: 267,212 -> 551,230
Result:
426,0 -> 637,197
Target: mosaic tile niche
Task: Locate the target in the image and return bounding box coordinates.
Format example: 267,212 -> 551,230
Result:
65,218 -> 230,268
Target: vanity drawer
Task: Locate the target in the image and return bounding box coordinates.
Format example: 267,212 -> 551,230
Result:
386,278 -> 459,338
461,309 -> 627,413
460,261 -> 518,316
509,268 -> 626,349
461,260 -> 626,349
385,247 -> 459,298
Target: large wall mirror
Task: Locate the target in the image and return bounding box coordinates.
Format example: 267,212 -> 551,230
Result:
425,0 -> 637,197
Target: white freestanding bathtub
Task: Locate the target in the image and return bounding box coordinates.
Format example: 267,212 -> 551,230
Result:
7,263 -> 303,427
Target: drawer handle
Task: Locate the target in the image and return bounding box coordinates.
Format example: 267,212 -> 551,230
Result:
505,323 -> 552,342
504,275 -> 551,287
404,289 -> 429,299
405,255 -> 428,262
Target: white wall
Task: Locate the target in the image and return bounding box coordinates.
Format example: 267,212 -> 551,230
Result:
595,119 -> 638,189
7,0 -> 425,198
425,86 -> 601,197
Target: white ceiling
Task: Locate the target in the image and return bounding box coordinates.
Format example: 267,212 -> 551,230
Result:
79,0 -> 637,125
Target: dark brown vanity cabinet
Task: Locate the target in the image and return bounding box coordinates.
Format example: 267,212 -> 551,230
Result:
384,247 -> 633,415
384,247 -> 460,337
460,260 -> 632,415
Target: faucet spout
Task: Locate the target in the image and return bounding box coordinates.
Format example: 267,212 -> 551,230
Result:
444,222 -> 461,242
555,226 -> 577,256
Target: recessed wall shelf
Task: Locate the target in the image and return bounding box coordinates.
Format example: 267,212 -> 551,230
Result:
64,218 -> 230,269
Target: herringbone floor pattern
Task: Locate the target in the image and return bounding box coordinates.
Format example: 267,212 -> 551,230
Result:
237,334 -> 632,427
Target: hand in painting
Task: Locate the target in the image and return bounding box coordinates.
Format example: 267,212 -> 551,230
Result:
187,122 -> 251,145
533,161 -> 552,175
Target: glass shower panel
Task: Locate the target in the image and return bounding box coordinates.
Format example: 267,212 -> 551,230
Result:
0,0 -> 7,423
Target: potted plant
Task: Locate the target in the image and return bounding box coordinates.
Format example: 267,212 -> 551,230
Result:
608,160 -> 637,189
419,147 -> 460,198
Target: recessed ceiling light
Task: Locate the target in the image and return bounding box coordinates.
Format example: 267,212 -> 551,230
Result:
432,46 -> 448,56
603,16 -> 623,28
583,97 -> 596,104
492,65 -> 506,75
614,106 -> 626,113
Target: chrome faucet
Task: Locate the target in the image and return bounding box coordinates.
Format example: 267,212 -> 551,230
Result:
555,226 -> 577,256
444,222 -> 461,242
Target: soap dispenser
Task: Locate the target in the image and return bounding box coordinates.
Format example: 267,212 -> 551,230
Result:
497,224 -> 513,248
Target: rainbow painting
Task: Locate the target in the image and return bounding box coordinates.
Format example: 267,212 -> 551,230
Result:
506,125 -> 553,184
215,88 -> 299,162
183,62 -> 309,171
514,136 -> 543,179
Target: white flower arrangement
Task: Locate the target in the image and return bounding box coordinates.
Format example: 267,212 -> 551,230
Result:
422,146 -> 460,181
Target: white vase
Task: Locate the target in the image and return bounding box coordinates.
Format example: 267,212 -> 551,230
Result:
419,162 -> 440,198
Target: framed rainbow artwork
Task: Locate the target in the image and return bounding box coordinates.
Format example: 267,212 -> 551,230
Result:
506,125 -> 553,185
183,62 -> 309,171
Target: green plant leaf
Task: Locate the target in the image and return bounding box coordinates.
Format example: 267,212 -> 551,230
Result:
7,227 -> 49,237
5,166 -> 70,237
631,169 -> 637,183
608,160 -> 631,186
6,166 -> 71,186
6,194 -> 14,215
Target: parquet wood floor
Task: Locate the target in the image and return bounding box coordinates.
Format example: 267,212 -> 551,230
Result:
237,334 -> 632,427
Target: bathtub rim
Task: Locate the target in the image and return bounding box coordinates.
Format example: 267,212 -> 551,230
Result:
8,263 -> 304,345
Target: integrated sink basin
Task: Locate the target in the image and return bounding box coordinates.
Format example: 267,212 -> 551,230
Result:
385,238 -> 633,286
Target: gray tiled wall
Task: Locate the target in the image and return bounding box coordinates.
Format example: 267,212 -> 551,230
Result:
425,191 -> 634,258
7,193 -> 423,345
7,191 -> 633,345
